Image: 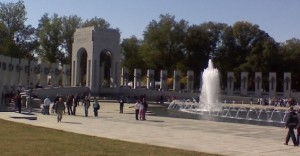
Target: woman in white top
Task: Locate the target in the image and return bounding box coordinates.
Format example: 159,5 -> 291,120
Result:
135,100 -> 140,120
139,101 -> 144,120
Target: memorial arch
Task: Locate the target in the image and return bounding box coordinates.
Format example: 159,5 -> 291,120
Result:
71,26 -> 121,93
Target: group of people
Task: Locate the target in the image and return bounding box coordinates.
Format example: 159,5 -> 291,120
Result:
134,97 -> 148,120
284,106 -> 300,146
43,94 -> 101,122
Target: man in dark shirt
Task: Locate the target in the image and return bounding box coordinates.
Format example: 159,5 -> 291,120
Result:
284,106 -> 298,146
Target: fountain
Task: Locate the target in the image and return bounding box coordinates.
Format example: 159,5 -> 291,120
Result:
167,59 -> 287,127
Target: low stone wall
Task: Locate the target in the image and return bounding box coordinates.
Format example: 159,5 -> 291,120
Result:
33,86 -> 90,101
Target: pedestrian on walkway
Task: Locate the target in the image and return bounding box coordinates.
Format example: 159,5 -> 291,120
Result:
139,100 -> 145,120
284,106 -> 298,146
135,100 -> 141,120
93,97 -> 100,117
43,96 -> 51,115
66,95 -> 73,115
119,98 -> 125,113
84,96 -> 90,117
55,97 -> 65,122
14,91 -> 22,113
72,94 -> 79,115
297,109 -> 300,145
142,97 -> 148,120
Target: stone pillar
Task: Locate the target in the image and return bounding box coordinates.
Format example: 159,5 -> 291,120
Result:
269,72 -> 276,98
62,64 -> 71,86
19,59 -> 28,87
199,72 -> 203,91
227,72 -> 234,96
0,55 -> 3,110
173,70 -> 181,91
240,72 -> 248,96
1,56 -> 9,85
160,70 -> 167,91
255,72 -> 262,97
134,69 -> 141,89
30,61 -> 38,86
284,72 -> 291,97
50,63 -> 60,87
10,58 -> 19,85
186,70 -> 194,92
39,63 -> 49,87
121,68 -> 129,87
147,69 -> 155,89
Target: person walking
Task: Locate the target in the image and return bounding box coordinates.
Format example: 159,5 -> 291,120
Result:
284,106 -> 298,146
297,109 -> 300,145
15,91 -> 22,113
135,100 -> 141,120
119,98 -> 125,113
66,95 -> 73,115
84,96 -> 90,117
142,98 -> 148,120
139,100 -> 145,120
55,97 -> 65,122
93,97 -> 100,117
43,96 -> 51,115
72,95 -> 78,115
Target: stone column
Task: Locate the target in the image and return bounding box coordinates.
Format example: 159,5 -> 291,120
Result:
0,55 -> 3,109
10,58 -> 19,85
284,72 -> 291,97
255,72 -> 262,97
30,61 -> 38,86
147,69 -> 155,89
39,63 -> 49,87
1,56 -> 9,85
160,70 -> 167,91
121,68 -> 129,87
50,63 -> 60,87
240,72 -> 248,96
134,69 -> 141,89
269,72 -> 276,98
187,70 -> 194,92
227,72 -> 234,96
19,59 -> 27,87
173,70 -> 181,91
62,64 -> 71,86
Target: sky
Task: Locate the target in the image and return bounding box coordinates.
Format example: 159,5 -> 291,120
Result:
2,0 -> 300,42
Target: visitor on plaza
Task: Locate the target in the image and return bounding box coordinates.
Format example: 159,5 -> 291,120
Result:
84,96 -> 90,117
142,97 -> 148,120
297,109 -> 300,145
93,97 -> 100,117
119,97 -> 125,113
72,94 -> 79,115
135,100 -> 141,120
284,106 -> 298,146
14,90 -> 22,113
66,95 -> 73,115
43,96 -> 51,115
55,97 -> 65,122
139,99 -> 145,120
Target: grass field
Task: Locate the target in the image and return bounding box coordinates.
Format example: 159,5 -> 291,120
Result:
0,119 -> 220,156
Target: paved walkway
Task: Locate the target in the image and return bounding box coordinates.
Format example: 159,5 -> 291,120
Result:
0,102 -> 300,156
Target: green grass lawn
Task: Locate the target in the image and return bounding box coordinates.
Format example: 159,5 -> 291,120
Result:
0,119 -> 221,156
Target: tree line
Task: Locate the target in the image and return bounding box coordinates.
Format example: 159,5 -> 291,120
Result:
1,1 -> 300,91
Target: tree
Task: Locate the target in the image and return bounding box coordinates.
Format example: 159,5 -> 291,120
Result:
0,0 -> 26,38
37,13 -> 63,64
121,36 -> 145,81
61,15 -> 82,64
279,38 -> 300,91
82,17 -> 110,28
141,14 -> 188,76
